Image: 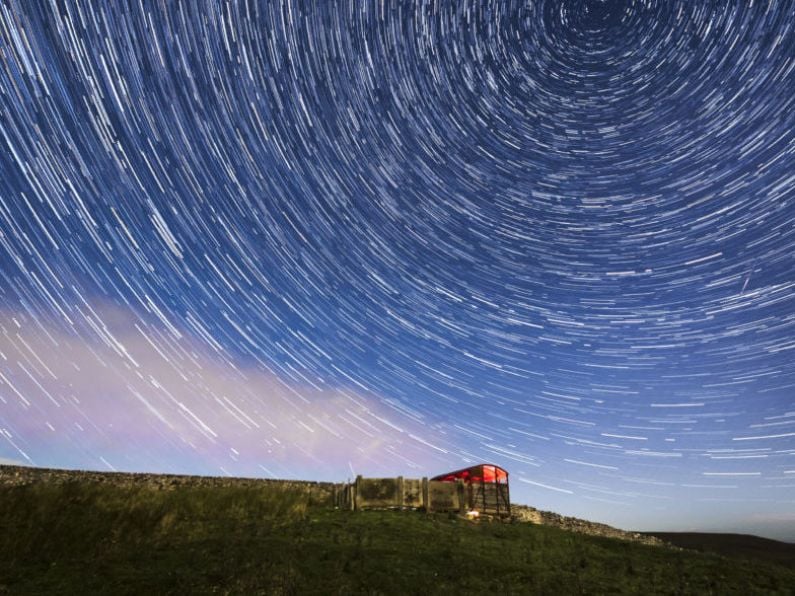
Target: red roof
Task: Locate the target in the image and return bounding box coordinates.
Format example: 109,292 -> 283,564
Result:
431,463 -> 508,484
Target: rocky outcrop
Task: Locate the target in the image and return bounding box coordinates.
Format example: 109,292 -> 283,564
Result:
512,504 -> 665,546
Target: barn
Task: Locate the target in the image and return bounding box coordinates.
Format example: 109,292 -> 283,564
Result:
431,464 -> 511,517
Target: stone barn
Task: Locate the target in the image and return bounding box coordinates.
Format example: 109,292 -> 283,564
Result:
432,464 -> 510,517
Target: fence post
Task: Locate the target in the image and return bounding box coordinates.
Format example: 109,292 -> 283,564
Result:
422,477 -> 430,513
396,476 -> 404,508
354,475 -> 362,511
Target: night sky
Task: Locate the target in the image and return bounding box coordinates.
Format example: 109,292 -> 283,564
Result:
1,0 -> 794,540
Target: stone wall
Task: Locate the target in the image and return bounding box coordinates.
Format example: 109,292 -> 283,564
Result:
512,504 -> 664,546
0,464 -> 343,507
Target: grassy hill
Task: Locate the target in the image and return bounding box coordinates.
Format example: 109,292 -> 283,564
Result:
645,533 -> 795,570
1,477 -> 794,594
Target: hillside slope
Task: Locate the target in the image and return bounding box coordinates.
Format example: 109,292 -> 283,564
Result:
645,533 -> 795,570
0,469 -> 793,594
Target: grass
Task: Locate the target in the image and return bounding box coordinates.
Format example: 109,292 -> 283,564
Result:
1,482 -> 794,595
645,533 -> 795,569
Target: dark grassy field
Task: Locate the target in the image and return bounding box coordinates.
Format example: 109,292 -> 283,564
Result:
646,532 -> 795,570
1,482 -> 794,595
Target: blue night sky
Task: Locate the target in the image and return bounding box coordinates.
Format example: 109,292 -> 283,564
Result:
1,0 -> 794,541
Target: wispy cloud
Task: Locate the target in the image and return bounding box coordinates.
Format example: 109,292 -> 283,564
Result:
0,304 -> 457,480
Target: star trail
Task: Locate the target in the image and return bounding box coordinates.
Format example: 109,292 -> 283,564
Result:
1,0 -> 794,539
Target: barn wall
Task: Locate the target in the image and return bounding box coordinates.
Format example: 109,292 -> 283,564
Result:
402,478 -> 423,508
428,480 -> 460,512
343,475 -> 476,513
355,476 -> 401,509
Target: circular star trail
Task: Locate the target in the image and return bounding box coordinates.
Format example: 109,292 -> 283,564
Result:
1,0 -> 794,537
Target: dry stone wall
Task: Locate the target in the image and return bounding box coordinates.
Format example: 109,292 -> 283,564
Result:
512,504 -> 664,546
0,464 -> 343,507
